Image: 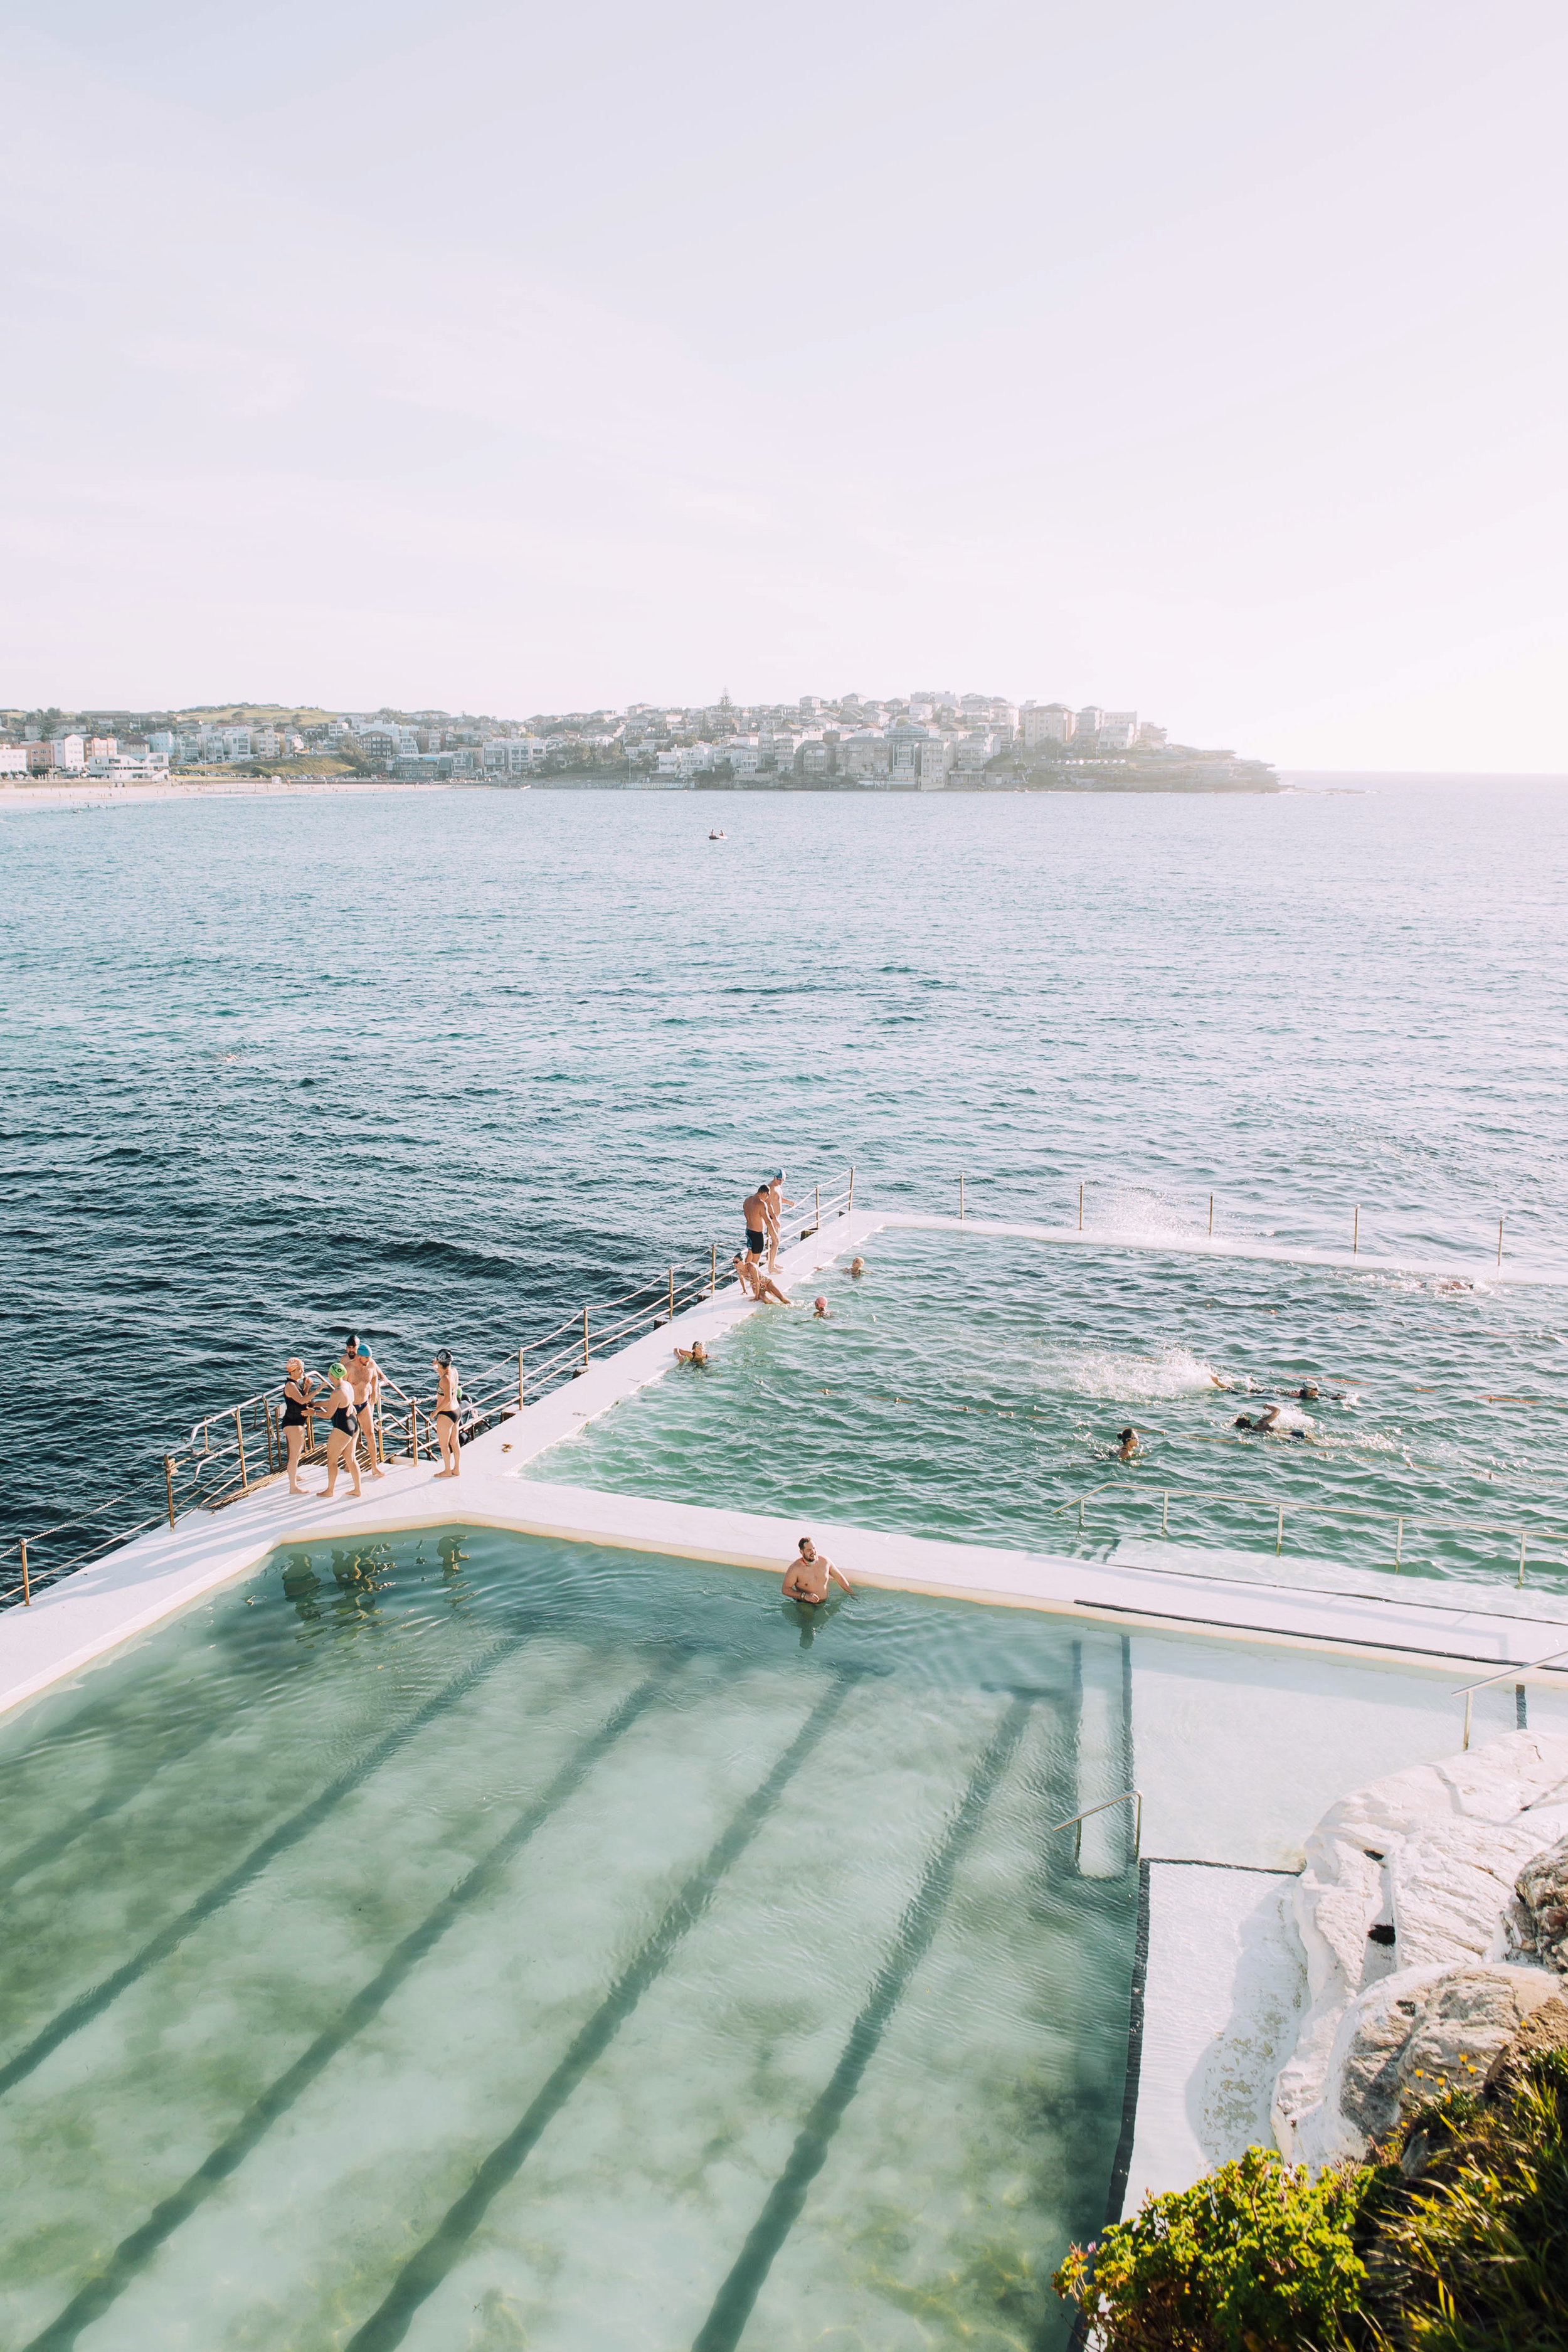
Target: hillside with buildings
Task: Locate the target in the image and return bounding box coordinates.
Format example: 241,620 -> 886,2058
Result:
0,692 -> 1279,792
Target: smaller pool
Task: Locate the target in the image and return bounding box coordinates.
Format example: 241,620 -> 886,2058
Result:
551,1229 -> 1568,1604
1,1529 -> 1136,2352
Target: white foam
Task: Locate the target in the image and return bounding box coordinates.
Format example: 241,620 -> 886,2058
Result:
1043,1343 -> 1225,1402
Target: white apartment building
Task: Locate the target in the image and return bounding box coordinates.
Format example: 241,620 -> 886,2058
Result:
1021,703 -> 1075,750
49,734 -> 87,771
723,738 -> 762,775
953,731 -> 1000,775
86,752 -> 169,780
1076,707 -> 1104,741
1097,711 -> 1139,750
483,738 -> 545,775
0,745 -> 28,775
918,739 -> 953,788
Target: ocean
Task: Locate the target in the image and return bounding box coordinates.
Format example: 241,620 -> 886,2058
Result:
3,776 -> 1565,1568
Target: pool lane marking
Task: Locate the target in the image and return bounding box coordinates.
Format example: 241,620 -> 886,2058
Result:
19,1670 -> 672,2352
342,1677 -> 855,2352
0,1630 -> 533,2100
0,1703 -> 247,1901
689,1695 -> 1033,2352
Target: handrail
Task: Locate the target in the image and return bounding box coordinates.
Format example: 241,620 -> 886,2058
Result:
4,1165 -> 856,1611
1457,1641 -> 1568,1749
1054,1477 -> 1567,1583
1049,1788 -> 1143,1865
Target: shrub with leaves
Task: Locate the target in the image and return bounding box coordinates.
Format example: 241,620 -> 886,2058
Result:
1352,2045 -> 1568,2351
1052,2143 -> 1371,2350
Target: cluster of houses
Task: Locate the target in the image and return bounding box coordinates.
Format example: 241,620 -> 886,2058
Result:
2,691 -> 1175,790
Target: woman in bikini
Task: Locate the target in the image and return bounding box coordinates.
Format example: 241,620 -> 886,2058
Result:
433,1348 -> 462,1478
317,1362 -> 363,1500
280,1357 -> 316,1495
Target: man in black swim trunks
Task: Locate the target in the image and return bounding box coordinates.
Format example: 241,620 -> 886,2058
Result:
742,1180 -> 771,1269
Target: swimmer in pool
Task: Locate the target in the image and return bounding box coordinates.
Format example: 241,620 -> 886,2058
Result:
1116,1427 -> 1140,1461
674,1339 -> 708,1367
813,1295 -> 830,1318
781,1536 -> 854,1605
849,1256 -> 866,1278
1234,1404 -> 1283,1433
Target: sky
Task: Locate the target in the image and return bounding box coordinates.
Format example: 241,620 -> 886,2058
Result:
2,0 -> 1565,766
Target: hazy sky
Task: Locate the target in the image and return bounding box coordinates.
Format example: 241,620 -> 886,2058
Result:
3,0 -> 1565,765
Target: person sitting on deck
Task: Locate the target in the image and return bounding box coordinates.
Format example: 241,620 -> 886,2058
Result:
733,1252 -> 791,1306
781,1536 -> 854,1606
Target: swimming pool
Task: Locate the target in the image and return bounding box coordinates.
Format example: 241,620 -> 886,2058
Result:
0,1528 -> 1138,2352
549,1228 -> 1568,1602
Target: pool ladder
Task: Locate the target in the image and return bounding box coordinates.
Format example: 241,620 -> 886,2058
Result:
1049,1786 -> 1143,1867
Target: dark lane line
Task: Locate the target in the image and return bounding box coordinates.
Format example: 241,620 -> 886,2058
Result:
0,1631 -> 533,2099
344,1677 -> 856,2352
691,1695 -> 1032,2352
1,1723 -> 229,1902
23,1671 -> 670,2352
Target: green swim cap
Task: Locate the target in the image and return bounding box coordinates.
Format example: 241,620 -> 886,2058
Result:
328,1360 -> 345,1379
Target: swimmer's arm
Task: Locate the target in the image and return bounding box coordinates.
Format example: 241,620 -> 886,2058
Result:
827,1564 -> 854,1594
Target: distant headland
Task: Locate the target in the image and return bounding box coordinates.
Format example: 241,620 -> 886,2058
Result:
1,691 -> 1279,794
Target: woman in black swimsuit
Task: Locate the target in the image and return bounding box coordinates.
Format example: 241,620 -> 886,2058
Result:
318,1361 -> 363,1500
280,1357 -> 316,1495
433,1348 -> 462,1480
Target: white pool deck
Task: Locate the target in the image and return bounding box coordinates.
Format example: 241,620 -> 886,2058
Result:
5,1205 -> 1565,2213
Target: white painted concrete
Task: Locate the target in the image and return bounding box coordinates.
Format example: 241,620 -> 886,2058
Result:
1122,1865 -> 1305,2213
6,1209 -> 1568,1727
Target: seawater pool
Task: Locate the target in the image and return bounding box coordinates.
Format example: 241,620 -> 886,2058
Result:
551,1228 -> 1568,1605
1,1529 -> 1137,2352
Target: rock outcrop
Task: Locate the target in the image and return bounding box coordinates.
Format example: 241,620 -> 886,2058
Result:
1272,1729 -> 1568,2165
1505,1831 -> 1568,1974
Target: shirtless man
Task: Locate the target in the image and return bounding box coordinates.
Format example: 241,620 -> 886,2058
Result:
742,1180 -> 772,1271
343,1336 -> 386,1478
733,1251 -> 792,1305
763,1173 -> 798,1271
781,1535 -> 854,1606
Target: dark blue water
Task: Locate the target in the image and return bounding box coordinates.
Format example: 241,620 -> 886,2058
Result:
3,780 -> 1565,1564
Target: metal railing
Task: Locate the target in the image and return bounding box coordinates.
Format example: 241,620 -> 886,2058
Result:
1456,1642 -> 1568,1749
0,1167 -> 857,1613
1053,1479 -> 1568,1588
1049,1788 -> 1143,1865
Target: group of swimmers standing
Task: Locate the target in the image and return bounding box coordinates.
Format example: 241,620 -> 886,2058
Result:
278,1336 -> 464,1501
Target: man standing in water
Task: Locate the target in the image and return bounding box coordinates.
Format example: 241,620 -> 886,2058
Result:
781,1535 -> 854,1606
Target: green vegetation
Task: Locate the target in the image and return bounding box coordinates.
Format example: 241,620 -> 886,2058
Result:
1054,2041 -> 1568,2351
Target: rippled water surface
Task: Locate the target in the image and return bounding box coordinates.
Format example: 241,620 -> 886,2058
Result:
0,1528 -> 1135,2352
3,779 -> 1565,1562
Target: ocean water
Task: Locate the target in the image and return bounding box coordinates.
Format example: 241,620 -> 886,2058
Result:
3,779 -> 1565,1568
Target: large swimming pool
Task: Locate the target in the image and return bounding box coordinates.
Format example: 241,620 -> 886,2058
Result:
1,1529 -> 1137,2352
551,1228 -> 1568,1604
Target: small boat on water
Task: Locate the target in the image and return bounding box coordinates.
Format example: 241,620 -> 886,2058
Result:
709,828 -> 726,840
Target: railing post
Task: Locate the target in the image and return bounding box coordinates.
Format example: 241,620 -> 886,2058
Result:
1353,1205 -> 1359,1255
19,1539 -> 29,1606
669,1266 -> 675,1321
410,1406 -> 419,1463
711,1242 -> 716,1296
959,1173 -> 965,1221
165,1455 -> 176,1528
1160,1490 -> 1168,1535
235,1407 -> 248,1492
1276,1503 -> 1285,1557
1498,1217 -> 1504,1268
1518,1530 -> 1528,1588
1394,1517 -> 1402,1571
582,1303 -> 590,1369
847,1163 -> 854,1216
1463,1691 -> 1473,1751
518,1348 -> 525,1413
1208,1194 -> 1213,1236
1078,1182 -> 1083,1232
